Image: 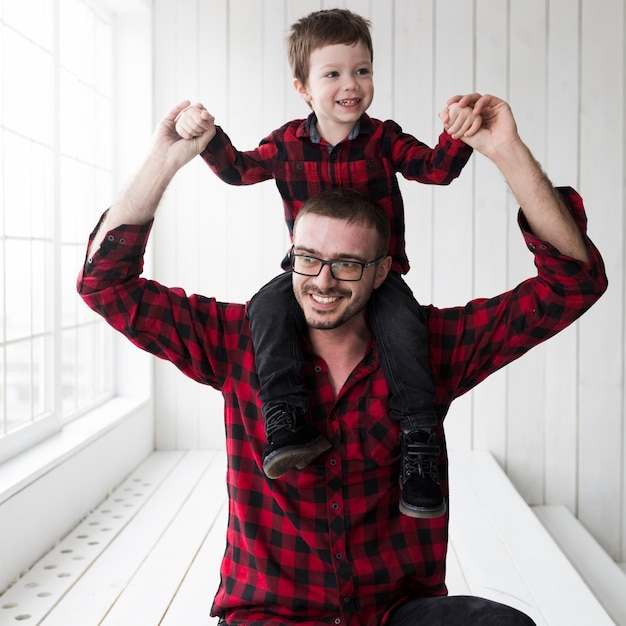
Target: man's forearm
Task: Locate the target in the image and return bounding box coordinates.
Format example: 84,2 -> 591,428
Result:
88,153 -> 178,258
494,140 -> 590,263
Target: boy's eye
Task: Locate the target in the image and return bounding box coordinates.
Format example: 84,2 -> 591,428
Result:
356,68 -> 370,76
325,71 -> 339,78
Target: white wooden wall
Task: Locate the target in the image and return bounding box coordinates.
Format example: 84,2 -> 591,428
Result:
149,0 -> 625,562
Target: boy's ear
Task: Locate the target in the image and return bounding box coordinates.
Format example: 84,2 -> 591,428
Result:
293,78 -> 312,104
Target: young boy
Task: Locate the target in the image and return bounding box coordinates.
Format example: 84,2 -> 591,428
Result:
175,8 -> 481,519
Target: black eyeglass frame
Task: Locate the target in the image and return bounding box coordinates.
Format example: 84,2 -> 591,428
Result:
289,248 -> 387,282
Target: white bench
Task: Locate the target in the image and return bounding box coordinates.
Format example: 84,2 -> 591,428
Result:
0,449 -> 617,625
534,504 -> 626,625
447,450 -> 615,625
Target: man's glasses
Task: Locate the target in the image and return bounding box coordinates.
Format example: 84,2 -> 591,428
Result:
290,249 -> 386,281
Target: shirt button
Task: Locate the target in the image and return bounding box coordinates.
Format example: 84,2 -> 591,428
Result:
343,597 -> 351,604
334,619 -> 341,625
331,502 -> 339,510
335,552 -> 343,560
119,238 -> 126,244
314,365 -> 322,373
329,458 -> 337,466
107,234 -> 115,241
528,242 -> 536,251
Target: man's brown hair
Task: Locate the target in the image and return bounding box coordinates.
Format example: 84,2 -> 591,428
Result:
294,188 -> 390,257
287,8 -> 373,86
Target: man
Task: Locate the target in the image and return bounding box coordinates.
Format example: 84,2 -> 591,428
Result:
78,94 -> 607,625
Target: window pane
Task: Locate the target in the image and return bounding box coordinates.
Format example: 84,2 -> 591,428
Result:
6,340 -> 33,432
5,240 -> 32,341
0,0 -> 123,454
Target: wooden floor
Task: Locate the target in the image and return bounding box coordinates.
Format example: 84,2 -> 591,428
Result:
0,449 -> 617,625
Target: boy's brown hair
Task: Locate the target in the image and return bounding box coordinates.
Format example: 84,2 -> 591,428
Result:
287,8 -> 373,86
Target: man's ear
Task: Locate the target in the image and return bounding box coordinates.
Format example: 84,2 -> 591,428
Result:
293,78 -> 312,104
373,256 -> 392,289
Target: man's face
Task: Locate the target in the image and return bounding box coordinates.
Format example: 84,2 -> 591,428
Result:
292,213 -> 389,331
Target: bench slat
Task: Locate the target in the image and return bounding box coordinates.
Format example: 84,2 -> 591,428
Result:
448,450 -> 614,626
39,451 -> 218,625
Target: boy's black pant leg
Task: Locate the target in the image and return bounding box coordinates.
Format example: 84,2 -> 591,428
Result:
368,272 -> 436,427
246,271 -> 307,412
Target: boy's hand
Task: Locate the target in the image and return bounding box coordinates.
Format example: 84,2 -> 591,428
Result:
175,102 -> 216,141
439,100 -> 482,140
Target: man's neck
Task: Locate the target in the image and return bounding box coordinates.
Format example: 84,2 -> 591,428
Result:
307,318 -> 371,396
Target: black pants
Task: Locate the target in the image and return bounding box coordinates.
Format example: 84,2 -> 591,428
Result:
247,271 -> 436,426
217,595 -> 536,625
387,595 -> 536,625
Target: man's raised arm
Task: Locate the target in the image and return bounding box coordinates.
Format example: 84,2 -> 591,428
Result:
449,93 -> 589,264
88,100 -> 216,258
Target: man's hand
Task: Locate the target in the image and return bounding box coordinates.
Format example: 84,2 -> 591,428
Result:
439,101 -> 482,140
447,93 -> 520,161
154,100 -> 216,170
446,93 -> 589,263
175,102 -> 216,140
87,101 -> 215,257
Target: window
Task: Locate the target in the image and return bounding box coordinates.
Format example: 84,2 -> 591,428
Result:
0,0 -> 140,461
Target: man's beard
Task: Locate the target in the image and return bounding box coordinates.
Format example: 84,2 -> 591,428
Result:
296,285 -> 368,330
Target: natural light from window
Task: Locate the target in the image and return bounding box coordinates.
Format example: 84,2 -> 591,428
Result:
0,0 -> 115,455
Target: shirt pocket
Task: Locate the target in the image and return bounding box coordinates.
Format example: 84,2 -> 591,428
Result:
358,394 -> 400,467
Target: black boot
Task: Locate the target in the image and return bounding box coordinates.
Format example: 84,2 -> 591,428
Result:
399,428 -> 446,518
262,403 -> 332,479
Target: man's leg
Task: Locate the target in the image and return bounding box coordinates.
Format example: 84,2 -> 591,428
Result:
387,595 -> 536,626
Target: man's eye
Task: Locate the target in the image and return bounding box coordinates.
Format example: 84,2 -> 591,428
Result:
335,261 -> 359,270
300,256 -> 318,265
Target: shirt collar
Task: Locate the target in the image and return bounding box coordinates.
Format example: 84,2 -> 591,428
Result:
305,112 -> 362,144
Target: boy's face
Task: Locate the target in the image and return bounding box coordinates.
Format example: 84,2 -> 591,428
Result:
295,41 -> 374,139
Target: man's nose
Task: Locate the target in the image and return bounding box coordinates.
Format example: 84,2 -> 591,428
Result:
313,263 -> 337,288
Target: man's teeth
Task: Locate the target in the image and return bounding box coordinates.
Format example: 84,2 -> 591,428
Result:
312,294 -> 339,304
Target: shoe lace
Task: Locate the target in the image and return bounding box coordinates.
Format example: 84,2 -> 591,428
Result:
265,404 -> 295,437
403,433 -> 439,481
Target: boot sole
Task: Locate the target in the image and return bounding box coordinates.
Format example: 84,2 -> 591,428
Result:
263,436 -> 332,479
399,498 -> 447,519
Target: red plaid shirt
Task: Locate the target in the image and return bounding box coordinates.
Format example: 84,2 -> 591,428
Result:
77,189 -> 606,626
201,114 -> 473,274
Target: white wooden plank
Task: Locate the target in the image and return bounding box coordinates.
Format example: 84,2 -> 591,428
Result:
393,0 -> 436,307
448,451 -> 547,625
534,505 -> 626,626
449,450 -> 615,625
504,0 -> 550,505
38,451 -> 216,626
430,0 -> 475,449
444,541 -> 470,596
0,451 -> 184,625
100,451 -> 226,625
160,504 -> 229,625
470,0 -> 510,459
577,0 -> 625,561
